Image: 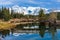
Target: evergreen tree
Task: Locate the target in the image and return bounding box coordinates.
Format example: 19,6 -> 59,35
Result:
0,7 -> 11,21
38,9 -> 46,20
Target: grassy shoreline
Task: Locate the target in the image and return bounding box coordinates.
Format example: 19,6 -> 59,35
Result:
0,21 -> 38,30
0,20 -> 60,30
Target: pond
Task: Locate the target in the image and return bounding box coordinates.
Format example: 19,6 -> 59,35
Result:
0,23 -> 60,40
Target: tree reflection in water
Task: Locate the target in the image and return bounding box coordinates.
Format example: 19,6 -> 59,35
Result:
39,24 -> 46,37
0,29 -> 14,39
0,30 -> 10,38
0,23 -> 58,40
39,23 -> 57,39
48,26 -> 57,40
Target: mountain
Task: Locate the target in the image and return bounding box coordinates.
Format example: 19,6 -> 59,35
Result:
10,5 -> 60,15
53,10 -> 60,12
10,5 -> 41,15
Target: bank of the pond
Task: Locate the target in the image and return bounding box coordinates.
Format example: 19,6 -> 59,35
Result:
0,21 -> 38,30
0,22 -> 16,30
1,20 -> 60,30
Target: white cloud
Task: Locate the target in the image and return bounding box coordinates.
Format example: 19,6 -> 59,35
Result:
0,0 -> 51,8
52,0 -> 60,2
56,0 -> 60,2
0,1 -> 13,5
28,0 -> 40,4
28,0 -> 51,5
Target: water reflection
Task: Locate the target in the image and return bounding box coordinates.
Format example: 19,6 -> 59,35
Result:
39,25 -> 46,37
0,23 -> 60,40
49,27 -> 57,40
0,30 -> 9,38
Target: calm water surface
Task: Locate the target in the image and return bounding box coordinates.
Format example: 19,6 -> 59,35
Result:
0,23 -> 60,40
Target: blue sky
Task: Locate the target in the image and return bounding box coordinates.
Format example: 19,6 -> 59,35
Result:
0,0 -> 60,9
